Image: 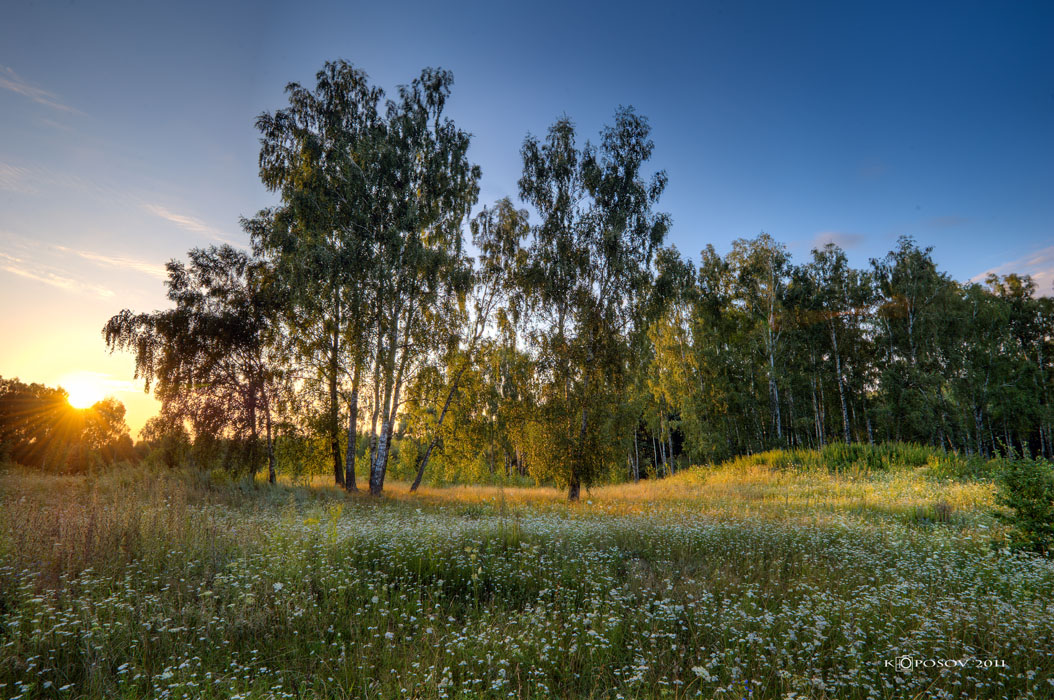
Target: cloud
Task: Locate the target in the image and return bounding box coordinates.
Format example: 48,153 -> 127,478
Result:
142,203 -> 237,243
811,231 -> 865,251
0,232 -> 166,297
0,251 -> 113,297
1,166 -> 235,248
972,245 -> 1054,296
0,65 -> 84,115
0,163 -> 35,193
40,118 -> 74,132
53,245 -> 168,280
0,161 -> 130,199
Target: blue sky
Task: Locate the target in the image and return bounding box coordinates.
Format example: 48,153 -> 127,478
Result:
1,0 -> 1052,432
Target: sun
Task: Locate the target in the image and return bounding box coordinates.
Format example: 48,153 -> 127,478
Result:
62,374 -> 107,409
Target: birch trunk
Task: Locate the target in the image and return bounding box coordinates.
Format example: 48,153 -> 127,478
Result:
831,327 -> 850,444
329,333 -> 344,487
409,364 -> 467,491
265,398 -> 276,485
344,384 -> 358,491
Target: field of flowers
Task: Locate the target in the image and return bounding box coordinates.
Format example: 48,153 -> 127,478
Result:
1,454 -> 1053,699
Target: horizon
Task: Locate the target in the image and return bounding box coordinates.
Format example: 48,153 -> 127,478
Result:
2,0 -> 1052,435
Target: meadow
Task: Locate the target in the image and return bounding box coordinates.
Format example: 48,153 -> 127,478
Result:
1,448 -> 1052,699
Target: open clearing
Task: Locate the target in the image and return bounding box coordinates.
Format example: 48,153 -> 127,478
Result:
2,459 -> 1052,699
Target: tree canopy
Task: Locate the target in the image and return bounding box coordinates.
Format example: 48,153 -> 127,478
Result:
94,60 -> 1054,495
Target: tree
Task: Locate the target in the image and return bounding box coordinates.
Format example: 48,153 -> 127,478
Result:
519,107 -> 669,500
360,68 -> 481,495
947,282 -> 1013,456
871,236 -> 957,444
727,233 -> 791,446
139,414 -> 191,469
250,60 -> 384,489
405,198 -> 528,491
985,274 -> 1049,455
644,247 -> 697,470
253,62 -> 482,496
802,244 -> 876,444
104,245 -> 282,480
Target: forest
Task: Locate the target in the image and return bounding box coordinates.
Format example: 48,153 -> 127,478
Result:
95,61 -> 1054,501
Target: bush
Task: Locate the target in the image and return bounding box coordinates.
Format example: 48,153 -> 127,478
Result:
925,451 -> 993,480
995,455 -> 1054,554
741,442 -> 952,475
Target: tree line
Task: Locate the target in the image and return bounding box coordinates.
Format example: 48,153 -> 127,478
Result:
102,61 -> 1054,500
645,236 -> 1053,465
0,377 -> 134,471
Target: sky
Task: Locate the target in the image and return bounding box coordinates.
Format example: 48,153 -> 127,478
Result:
1,0 -> 1052,436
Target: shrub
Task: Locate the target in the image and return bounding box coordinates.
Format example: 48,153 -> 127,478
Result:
995,455 -> 1054,554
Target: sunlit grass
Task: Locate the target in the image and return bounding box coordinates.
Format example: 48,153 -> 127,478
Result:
0,450 -> 1050,699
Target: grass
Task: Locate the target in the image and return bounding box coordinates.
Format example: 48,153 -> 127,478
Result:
1,446 -> 1052,699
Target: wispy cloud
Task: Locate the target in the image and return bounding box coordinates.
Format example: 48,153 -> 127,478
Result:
972,245 -> 1054,296
0,163 -> 35,193
0,232 -> 167,297
142,204 -> 215,234
0,161 -> 131,200
811,231 -> 865,251
142,203 -> 237,243
53,245 -> 168,280
1,164 -> 227,243
0,65 -> 84,115
40,117 -> 74,132
0,251 -> 114,297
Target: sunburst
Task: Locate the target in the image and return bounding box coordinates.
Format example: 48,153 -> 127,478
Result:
61,373 -> 107,409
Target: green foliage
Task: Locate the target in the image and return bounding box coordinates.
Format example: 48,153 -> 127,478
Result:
640,233 -> 1054,471
103,246 -> 281,479
99,59 -> 1054,493
399,200 -> 530,491
517,108 -> 669,498
250,60 -> 482,494
995,454 -> 1054,554
138,415 -> 190,469
712,442 -> 997,479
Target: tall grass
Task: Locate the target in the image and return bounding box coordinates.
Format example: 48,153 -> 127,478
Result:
708,441 -> 993,477
0,449 -> 1051,699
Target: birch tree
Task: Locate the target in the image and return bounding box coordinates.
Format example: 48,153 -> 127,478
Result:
405,198 -> 528,491
728,233 -> 791,446
364,68 -> 480,495
103,246 -> 282,481
519,107 -> 669,500
250,60 -> 383,488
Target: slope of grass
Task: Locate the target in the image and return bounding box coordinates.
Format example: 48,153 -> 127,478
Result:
1,449 -> 1051,699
